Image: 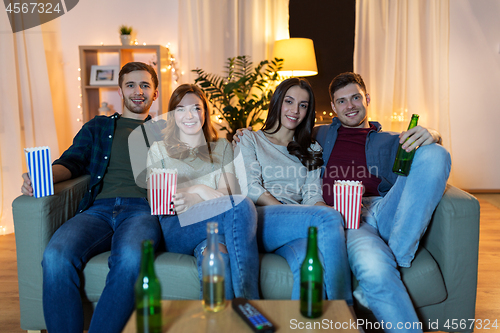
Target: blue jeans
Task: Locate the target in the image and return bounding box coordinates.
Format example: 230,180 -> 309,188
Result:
159,195 -> 259,299
42,197 -> 162,333
256,204 -> 352,304
348,143 -> 451,332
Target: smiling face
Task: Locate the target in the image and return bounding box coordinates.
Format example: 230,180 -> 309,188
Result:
174,93 -> 205,141
331,83 -> 370,128
279,85 -> 310,132
118,70 -> 158,119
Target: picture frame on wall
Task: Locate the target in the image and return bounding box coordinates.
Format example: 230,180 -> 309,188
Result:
89,65 -> 119,85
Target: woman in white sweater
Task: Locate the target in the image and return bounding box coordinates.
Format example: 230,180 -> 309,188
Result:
146,84 -> 259,300
234,78 -> 352,303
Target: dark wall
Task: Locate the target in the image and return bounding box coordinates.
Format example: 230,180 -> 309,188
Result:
289,0 -> 355,118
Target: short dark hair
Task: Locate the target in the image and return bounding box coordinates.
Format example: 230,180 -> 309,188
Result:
329,72 -> 366,101
118,62 -> 159,90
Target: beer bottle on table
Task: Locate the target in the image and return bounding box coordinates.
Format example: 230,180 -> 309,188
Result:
392,114 -> 419,176
300,226 -> 323,318
135,240 -> 162,333
202,222 -> 226,312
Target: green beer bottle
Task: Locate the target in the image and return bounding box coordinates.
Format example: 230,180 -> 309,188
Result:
392,114 -> 419,176
202,222 -> 226,312
135,240 -> 162,333
300,227 -> 323,318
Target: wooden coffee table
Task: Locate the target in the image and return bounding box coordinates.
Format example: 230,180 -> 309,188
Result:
122,299 -> 360,332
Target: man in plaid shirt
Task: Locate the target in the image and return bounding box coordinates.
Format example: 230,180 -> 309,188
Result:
21,62 -> 162,333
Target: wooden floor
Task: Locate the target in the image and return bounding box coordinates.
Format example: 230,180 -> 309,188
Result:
0,197 -> 499,333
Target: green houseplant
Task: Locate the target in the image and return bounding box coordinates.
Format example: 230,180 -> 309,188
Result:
119,25 -> 133,35
119,25 -> 133,45
192,56 -> 283,140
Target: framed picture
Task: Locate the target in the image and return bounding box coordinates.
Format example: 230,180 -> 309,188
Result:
89,65 -> 119,86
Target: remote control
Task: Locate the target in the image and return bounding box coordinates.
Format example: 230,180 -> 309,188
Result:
232,298 -> 276,333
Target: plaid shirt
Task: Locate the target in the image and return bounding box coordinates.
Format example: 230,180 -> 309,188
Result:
53,112 -> 157,213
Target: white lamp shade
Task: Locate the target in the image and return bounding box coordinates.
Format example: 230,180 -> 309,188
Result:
273,38 -> 318,77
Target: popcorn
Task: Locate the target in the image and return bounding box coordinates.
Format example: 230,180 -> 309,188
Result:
148,168 -> 177,215
24,147 -> 54,198
333,180 -> 363,229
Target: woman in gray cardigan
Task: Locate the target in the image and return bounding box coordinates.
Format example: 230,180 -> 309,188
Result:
234,78 -> 352,304
147,84 -> 259,300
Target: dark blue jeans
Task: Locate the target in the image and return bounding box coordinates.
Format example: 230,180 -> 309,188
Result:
42,197 -> 161,333
159,195 -> 259,300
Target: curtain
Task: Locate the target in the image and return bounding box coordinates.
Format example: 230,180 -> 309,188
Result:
178,0 -> 290,84
354,0 -> 451,154
0,16 -> 60,234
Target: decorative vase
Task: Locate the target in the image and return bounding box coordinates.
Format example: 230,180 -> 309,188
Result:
120,35 -> 132,45
98,102 -> 111,116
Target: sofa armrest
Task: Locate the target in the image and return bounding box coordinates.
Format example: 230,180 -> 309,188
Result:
12,175 -> 90,330
420,185 -> 480,320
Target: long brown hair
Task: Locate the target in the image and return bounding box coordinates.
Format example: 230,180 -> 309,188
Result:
163,84 -> 218,162
262,78 -> 323,170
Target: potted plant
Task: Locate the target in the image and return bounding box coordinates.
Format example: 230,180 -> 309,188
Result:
192,55 -> 283,140
119,25 -> 133,45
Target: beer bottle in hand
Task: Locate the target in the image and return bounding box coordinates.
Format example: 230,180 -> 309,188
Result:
392,114 -> 419,176
135,240 -> 162,333
300,227 -> 323,318
202,222 -> 226,312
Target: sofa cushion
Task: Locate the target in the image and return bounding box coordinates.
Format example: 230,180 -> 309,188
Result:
82,247 -> 445,307
400,247 -> 447,307
352,247 -> 447,309
155,252 -> 199,300
259,253 -> 293,299
82,253 -> 110,302
83,251 -> 200,303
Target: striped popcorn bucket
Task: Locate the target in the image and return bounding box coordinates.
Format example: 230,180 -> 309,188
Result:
148,170 -> 177,215
24,147 -> 54,198
333,180 -> 363,229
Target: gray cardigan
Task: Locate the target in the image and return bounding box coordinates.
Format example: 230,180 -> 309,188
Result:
234,130 -> 324,205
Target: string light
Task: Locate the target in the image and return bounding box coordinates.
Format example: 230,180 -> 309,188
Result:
165,45 -> 181,85
77,68 -> 82,122
390,108 -> 408,122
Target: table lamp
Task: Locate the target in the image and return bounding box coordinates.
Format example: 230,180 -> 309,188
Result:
272,38 -> 318,77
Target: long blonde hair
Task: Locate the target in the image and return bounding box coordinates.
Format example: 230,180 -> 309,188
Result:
163,84 -> 218,162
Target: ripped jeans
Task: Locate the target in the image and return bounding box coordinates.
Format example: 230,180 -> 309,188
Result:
159,195 -> 259,299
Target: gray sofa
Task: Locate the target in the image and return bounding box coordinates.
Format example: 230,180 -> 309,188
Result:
13,175 -> 480,332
